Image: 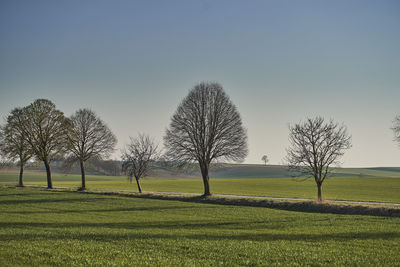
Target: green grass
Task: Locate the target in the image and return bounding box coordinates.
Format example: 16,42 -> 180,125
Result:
209,164 -> 400,178
1,172 -> 400,203
0,187 -> 399,266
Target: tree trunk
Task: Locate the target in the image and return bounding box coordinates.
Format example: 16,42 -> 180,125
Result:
200,162 -> 211,196
136,177 -> 142,193
18,162 -> 24,187
43,159 -> 53,189
202,174 -> 210,196
80,160 -> 86,190
317,183 -> 322,201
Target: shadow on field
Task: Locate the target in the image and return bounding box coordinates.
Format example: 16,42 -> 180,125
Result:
0,220 -> 271,230
87,192 -> 400,218
0,197 -> 110,205
0,205 -> 206,214
105,192 -> 400,217
2,186 -> 399,217
0,192 -> 54,197
1,229 -> 399,242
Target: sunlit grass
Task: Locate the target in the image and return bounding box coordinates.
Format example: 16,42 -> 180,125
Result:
0,187 -> 399,266
1,172 -> 399,203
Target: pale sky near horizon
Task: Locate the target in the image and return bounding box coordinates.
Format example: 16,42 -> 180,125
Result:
1,0 -> 399,167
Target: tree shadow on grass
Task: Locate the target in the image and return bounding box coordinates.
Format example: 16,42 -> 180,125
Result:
1,230 -> 399,243
0,205 -> 210,214
0,197 -> 112,205
0,193 -> 54,197
128,194 -> 400,218
0,219 -> 272,231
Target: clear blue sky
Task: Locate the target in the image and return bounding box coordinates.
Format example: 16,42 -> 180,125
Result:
1,0 -> 399,167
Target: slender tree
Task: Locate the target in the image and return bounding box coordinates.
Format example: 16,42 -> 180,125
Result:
261,155 -> 268,165
0,108 -> 33,186
164,82 -> 248,196
66,109 -> 117,190
286,117 -> 351,201
121,134 -> 158,193
19,99 -> 71,189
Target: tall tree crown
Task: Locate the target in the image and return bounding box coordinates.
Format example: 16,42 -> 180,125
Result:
122,134 -> 158,181
19,99 -> 71,161
67,108 -> 117,162
164,82 -> 248,164
0,108 -> 32,163
286,117 -> 352,182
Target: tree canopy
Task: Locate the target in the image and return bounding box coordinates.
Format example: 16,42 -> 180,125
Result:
19,99 -> 71,188
286,117 -> 351,201
164,82 -> 248,195
66,108 -> 117,189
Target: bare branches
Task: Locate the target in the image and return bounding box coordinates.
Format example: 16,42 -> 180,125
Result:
0,108 -> 33,164
19,99 -> 71,162
65,108 -> 117,189
66,109 -> 117,162
17,99 -> 71,188
0,108 -> 34,186
286,117 -> 351,201
164,82 -> 248,195
121,134 -> 159,193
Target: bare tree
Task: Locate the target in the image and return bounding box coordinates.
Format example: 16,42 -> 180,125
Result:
164,82 -> 248,196
121,134 -> 158,193
261,155 -> 268,165
66,109 -> 117,190
392,115 -> 400,147
18,99 -> 71,189
0,108 -> 33,186
286,117 -> 351,201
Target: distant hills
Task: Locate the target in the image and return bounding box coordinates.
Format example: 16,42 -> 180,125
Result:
205,165 -> 400,179
3,161 -> 400,178
148,164 -> 400,179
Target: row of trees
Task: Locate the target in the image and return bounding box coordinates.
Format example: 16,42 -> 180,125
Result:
2,82 -> 399,201
0,83 -> 249,197
114,82 -> 248,196
0,99 -> 117,190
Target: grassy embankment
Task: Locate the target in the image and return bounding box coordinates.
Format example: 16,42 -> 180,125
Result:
0,187 -> 399,266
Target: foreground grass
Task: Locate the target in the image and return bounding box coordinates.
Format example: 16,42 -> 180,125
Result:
1,172 -> 400,203
0,187 -> 400,266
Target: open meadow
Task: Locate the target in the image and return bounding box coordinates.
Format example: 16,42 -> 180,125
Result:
0,187 -> 399,266
2,1 -> 400,266
1,171 -> 400,203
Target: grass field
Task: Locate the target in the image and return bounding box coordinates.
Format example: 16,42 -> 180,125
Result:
1,172 -> 400,203
209,164 -> 400,178
0,187 -> 399,266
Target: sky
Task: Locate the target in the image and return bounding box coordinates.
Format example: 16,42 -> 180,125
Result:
0,0 -> 399,167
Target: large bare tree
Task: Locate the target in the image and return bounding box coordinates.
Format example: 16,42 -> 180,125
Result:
121,134 -> 158,193
19,99 -> 71,189
0,108 -> 33,187
66,109 -> 117,190
286,117 -> 351,201
164,82 -> 248,196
